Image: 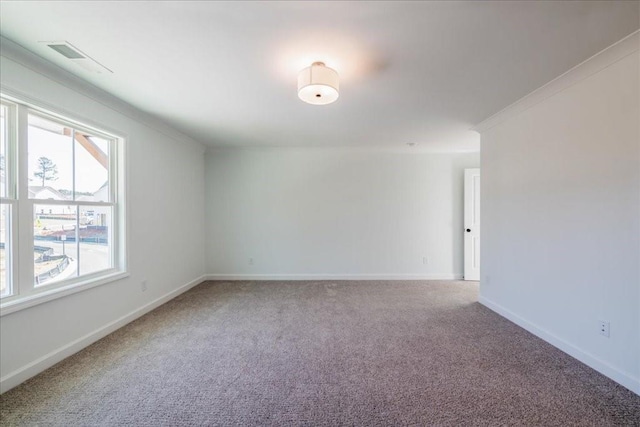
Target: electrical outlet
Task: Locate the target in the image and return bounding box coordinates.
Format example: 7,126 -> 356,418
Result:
422,257 -> 428,265
483,275 -> 491,285
248,258 -> 254,265
598,320 -> 610,337
141,280 -> 148,292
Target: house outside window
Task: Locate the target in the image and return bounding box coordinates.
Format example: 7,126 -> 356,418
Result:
0,95 -> 127,312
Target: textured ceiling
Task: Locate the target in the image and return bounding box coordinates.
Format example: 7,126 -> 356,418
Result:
1,1 -> 638,151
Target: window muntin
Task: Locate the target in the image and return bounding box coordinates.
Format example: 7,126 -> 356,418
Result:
0,95 -> 124,307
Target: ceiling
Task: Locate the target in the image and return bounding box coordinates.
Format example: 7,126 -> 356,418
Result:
1,1 -> 638,152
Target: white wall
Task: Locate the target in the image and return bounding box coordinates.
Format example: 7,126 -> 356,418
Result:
478,33 -> 639,393
0,39 -> 206,392
205,148 -> 479,279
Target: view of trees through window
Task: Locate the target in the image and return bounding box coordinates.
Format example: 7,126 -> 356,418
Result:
1,97 -> 123,304
28,113 -> 113,287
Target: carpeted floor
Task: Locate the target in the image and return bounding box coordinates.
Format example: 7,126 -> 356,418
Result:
1,280 -> 639,426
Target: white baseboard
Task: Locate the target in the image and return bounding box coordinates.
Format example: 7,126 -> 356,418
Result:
479,295 -> 640,396
0,275 -> 206,394
205,273 -> 464,281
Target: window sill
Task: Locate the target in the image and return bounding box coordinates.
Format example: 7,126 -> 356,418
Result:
0,271 -> 130,316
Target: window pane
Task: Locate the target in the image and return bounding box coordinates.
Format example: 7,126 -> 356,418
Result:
1,105 -> 8,199
79,205 -> 113,275
75,134 -> 110,202
34,204 -> 78,286
0,203 -> 11,297
28,114 -> 73,200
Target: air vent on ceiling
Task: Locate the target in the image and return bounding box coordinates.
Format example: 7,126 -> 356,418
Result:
41,41 -> 113,74
47,43 -> 86,59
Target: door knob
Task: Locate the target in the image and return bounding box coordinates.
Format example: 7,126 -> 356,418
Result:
466,229 -> 471,232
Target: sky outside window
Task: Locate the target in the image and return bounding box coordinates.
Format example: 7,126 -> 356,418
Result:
28,114 -> 109,197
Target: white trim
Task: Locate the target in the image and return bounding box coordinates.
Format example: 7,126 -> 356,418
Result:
27,199 -> 114,207
0,271 -> 130,316
474,31 -> 640,133
0,275 -> 206,394
206,273 -> 463,281
479,295 -> 640,396
29,199 -> 113,207
206,145 -> 479,155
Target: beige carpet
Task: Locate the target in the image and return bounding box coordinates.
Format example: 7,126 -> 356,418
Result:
1,280 -> 639,426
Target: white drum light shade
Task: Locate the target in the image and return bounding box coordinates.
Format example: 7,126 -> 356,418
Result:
297,62 -> 339,105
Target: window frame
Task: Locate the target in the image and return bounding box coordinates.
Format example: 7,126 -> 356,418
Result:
0,93 -> 128,315
1,100 -> 18,299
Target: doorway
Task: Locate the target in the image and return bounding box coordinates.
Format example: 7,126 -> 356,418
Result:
464,168 -> 480,281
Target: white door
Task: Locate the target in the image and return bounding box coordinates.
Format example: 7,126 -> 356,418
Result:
464,168 -> 480,281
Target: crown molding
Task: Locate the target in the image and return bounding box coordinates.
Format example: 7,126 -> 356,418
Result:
0,36 -> 205,153
474,30 -> 639,133
204,145 -> 481,156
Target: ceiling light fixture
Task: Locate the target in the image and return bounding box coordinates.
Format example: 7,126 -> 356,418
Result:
297,62 -> 339,105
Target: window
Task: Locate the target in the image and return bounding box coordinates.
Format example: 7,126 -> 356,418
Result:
0,95 -> 126,312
